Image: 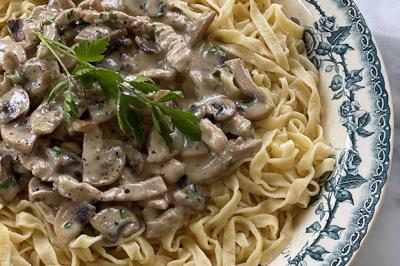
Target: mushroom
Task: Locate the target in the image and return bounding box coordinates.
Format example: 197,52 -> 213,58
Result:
123,144 -> 144,174
22,58 -> 60,105
145,197 -> 168,210
199,118 -> 228,153
221,113 -> 253,138
173,184 -> 208,211
53,175 -> 102,203
204,95 -> 236,121
186,11 -> 216,47
148,129 -> 177,163
28,177 -> 64,207
184,138 -> 262,184
75,25 -> 111,42
89,206 -> 140,243
145,0 -> 167,18
1,119 -> 37,154
157,159 -> 185,184
0,155 -> 21,204
188,102 -> 206,118
28,99 -> 64,136
0,87 -> 30,123
101,176 -> 168,201
82,126 -> 125,187
134,36 -> 161,54
71,120 -> 97,133
146,207 -> 184,238
88,99 -> 116,123
138,69 -> 176,82
2,46 -> 27,72
54,201 -> 95,245
7,19 -> 25,42
181,139 -> 208,158
225,59 -> 273,121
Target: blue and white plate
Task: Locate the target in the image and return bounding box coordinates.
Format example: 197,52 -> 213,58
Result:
271,0 -> 393,265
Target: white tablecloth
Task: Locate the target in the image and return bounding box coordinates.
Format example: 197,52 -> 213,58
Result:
353,1 -> 400,265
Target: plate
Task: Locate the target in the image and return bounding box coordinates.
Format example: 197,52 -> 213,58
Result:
271,0 -> 393,265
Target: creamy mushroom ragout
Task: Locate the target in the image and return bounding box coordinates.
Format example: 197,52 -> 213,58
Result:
0,0 -> 274,245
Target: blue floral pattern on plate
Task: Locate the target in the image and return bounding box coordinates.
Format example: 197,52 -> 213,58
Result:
278,0 -> 393,265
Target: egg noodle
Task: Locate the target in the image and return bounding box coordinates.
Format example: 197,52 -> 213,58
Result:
0,0 -> 335,265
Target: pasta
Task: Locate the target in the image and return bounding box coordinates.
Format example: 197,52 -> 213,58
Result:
0,0 -> 336,265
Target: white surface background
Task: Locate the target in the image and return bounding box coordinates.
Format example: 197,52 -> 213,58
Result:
353,0 -> 400,265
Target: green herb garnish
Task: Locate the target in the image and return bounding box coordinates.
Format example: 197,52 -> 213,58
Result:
42,18 -> 55,26
119,208 -> 128,219
63,221 -> 73,229
36,33 -> 201,147
0,176 -> 17,189
51,146 -> 63,156
107,11 -> 118,22
208,45 -> 226,57
212,69 -> 221,79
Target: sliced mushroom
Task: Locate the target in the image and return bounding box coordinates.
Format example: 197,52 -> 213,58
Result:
54,175 -> 102,203
54,201 -> 95,245
186,11 -> 216,47
156,159 -> 185,184
75,25 -> 111,42
7,19 -> 24,42
148,129 -> 176,163
221,113 -> 253,138
134,36 -> 161,54
88,99 -> 116,123
102,176 -> 167,201
145,197 -> 168,210
70,120 -> 97,133
199,118 -> 227,153
2,46 -> 27,72
188,102 -> 206,118
181,139 -> 208,158
0,87 -> 30,123
1,119 -> 37,154
204,95 -> 236,121
173,184 -> 208,211
28,177 -> 64,207
90,206 -> 140,243
146,207 -> 184,238
123,144 -> 144,174
224,137 -> 263,162
28,99 -> 64,136
0,155 -> 21,204
22,58 -> 60,105
82,126 -> 125,187
225,59 -> 273,121
145,0 -> 167,18
138,69 -> 176,82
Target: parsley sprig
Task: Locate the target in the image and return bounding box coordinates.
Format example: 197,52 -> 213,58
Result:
37,33 -> 200,147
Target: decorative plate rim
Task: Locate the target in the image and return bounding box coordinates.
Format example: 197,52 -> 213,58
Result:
280,1 -> 394,265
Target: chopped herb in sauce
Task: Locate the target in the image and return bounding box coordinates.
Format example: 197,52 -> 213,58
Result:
51,146 -> 63,156
208,45 -> 226,57
0,176 -> 17,189
119,209 -> 128,219
212,69 -> 221,79
42,18 -> 55,26
66,10 -> 74,20
63,221 -> 73,229
107,11 -> 118,22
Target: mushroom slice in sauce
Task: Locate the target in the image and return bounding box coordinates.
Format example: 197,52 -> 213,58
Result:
123,144 -> 144,174
28,177 -> 63,207
0,87 -> 30,123
199,118 -> 228,153
186,11 -> 216,47
102,176 -> 167,201
0,155 -> 21,204
90,206 -> 140,243
54,175 -> 102,203
54,201 -> 95,245
157,159 -> 185,184
134,36 -> 161,54
146,207 -> 184,238
1,119 -> 37,154
204,95 -> 236,121
224,58 -> 274,121
145,0 -> 167,18
221,113 -> 253,138
28,99 -> 65,136
75,25 -> 112,42
88,99 -> 117,123
82,126 -> 125,187
181,139 -> 208,158
0,40 -> 26,72
7,19 -> 24,42
147,129 -> 177,163
173,184 -> 208,211
145,197 -> 168,210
